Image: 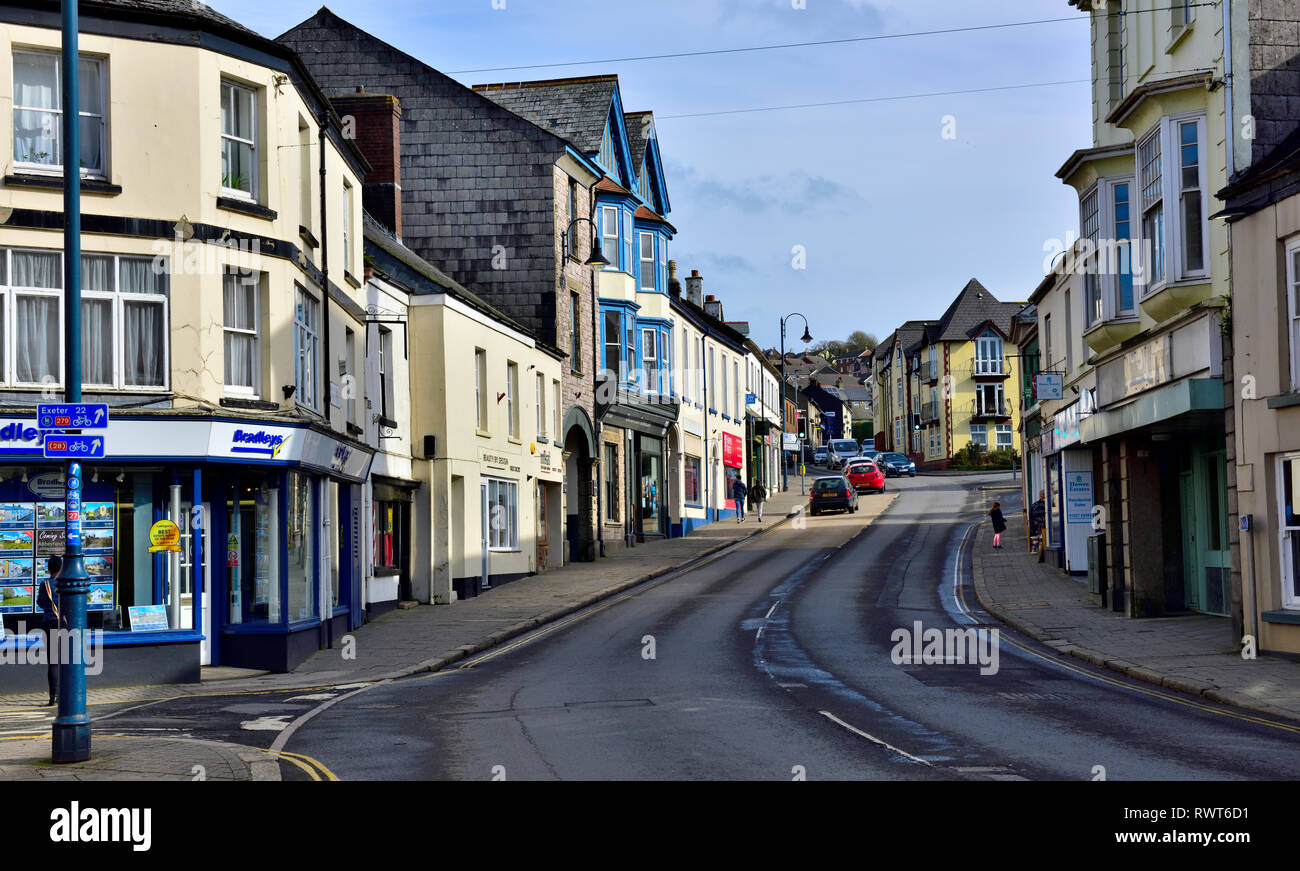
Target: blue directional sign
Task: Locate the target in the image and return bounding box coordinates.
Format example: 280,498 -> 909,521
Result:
37,403 -> 109,430
66,460 -> 83,549
43,434 -> 105,459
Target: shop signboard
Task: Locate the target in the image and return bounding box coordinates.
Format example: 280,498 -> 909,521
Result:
722,432 -> 743,468
127,605 -> 169,632
1065,471 -> 1094,525
1034,372 -> 1064,401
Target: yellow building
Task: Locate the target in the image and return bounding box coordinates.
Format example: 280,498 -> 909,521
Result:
0,1 -> 374,687
873,280 -> 1024,468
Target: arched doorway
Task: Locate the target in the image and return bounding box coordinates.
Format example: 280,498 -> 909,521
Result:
562,407 -> 596,562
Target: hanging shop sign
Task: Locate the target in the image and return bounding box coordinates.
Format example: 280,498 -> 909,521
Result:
722,432 -> 744,468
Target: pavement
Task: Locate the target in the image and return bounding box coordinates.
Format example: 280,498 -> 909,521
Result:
0,472 -> 820,779
971,503 -> 1300,724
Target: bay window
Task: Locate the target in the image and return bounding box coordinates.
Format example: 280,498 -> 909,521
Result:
603,310 -> 622,379
221,80 -> 258,199
975,332 -> 1003,375
639,232 -> 656,291
1137,114 -> 1208,294
1114,181 -> 1135,314
223,269 -> 260,396
623,209 -> 634,276
1081,187 -> 1102,327
1139,128 -> 1164,288
641,327 -> 658,392
294,284 -> 320,411
600,205 -> 619,268
13,50 -> 106,177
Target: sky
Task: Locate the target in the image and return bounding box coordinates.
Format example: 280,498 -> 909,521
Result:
209,0 -> 1093,352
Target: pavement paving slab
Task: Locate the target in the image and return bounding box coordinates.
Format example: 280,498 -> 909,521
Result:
970,509 -> 1300,723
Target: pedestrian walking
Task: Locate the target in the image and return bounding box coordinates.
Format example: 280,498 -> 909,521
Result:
1029,490 -> 1046,537
35,555 -> 63,707
989,501 -> 1007,549
732,477 -> 748,522
752,480 -> 767,523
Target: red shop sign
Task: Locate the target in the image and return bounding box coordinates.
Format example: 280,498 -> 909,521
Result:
722,432 -> 743,469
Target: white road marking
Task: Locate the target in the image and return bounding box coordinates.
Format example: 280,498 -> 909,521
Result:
287,693 -> 338,702
819,710 -> 933,767
240,715 -> 294,732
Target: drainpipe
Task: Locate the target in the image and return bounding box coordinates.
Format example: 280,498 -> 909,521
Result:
319,127 -> 332,420
1222,0 -> 1235,180
589,194 -> 604,559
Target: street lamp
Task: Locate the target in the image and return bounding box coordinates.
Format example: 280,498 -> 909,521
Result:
780,313 -> 812,492
52,0 -> 91,763
560,217 -> 611,268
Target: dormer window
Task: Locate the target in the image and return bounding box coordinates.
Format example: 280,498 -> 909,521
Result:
975,331 -> 1003,375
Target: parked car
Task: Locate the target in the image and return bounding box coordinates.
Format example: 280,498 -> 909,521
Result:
844,459 -> 886,493
813,446 -> 829,466
878,452 -> 916,477
826,439 -> 860,470
858,448 -> 884,464
809,475 -> 859,515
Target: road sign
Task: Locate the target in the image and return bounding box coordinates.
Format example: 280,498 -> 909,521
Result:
37,403 -> 109,430
43,434 -> 105,459
745,392 -> 756,405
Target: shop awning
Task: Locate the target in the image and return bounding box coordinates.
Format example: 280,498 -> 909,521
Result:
1081,377 -> 1224,443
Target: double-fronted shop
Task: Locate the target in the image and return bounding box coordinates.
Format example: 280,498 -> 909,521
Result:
0,412 -> 373,692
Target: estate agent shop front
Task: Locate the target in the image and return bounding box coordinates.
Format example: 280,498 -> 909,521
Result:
0,412 -> 373,692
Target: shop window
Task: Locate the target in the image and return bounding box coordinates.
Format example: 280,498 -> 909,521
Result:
486,477 -> 517,551
684,455 -> 701,504
604,443 -> 619,522
1280,456 -> 1300,609
226,473 -> 281,625
375,500 -> 405,574
286,471 -> 316,623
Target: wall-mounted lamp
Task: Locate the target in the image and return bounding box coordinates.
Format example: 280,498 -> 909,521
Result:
282,385 -> 297,400
91,470 -> 99,483
116,471 -> 126,483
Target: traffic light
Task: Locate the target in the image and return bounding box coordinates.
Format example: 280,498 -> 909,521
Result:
797,416 -> 807,440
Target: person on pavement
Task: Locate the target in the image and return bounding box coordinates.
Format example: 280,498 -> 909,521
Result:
36,555 -> 63,707
732,478 -> 748,522
752,480 -> 767,523
990,502 -> 1007,549
1029,490 -> 1046,537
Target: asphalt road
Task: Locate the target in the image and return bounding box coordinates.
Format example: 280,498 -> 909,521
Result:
82,472 -> 1300,780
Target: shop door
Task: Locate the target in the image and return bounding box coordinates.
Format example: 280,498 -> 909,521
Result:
640,451 -> 663,537
1179,471 -> 1202,610
179,501 -> 212,665
537,484 -> 548,571
1189,451 -> 1230,615
480,482 -> 490,590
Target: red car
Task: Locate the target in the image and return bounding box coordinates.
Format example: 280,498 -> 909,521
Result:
844,459 -> 886,494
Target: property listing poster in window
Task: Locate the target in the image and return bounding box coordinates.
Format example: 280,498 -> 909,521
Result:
81,501 -> 116,611
0,502 -> 35,614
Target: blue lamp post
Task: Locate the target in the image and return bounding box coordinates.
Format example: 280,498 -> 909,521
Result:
52,0 -> 91,763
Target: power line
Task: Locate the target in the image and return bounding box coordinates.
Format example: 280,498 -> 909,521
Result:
448,3 -> 1219,76
658,79 -> 1090,120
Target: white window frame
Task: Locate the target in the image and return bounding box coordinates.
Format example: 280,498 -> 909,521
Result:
507,360 -> 519,439
13,50 -> 107,179
1,248 -> 168,392
343,181 -> 354,274
641,327 -> 658,394
220,79 -> 258,201
1278,453 -> 1300,609
975,333 -> 1004,375
294,283 -> 320,411
1137,113 -> 1209,297
995,423 -> 1013,450
475,348 -> 487,432
223,268 -> 260,397
1081,184 -> 1102,328
1138,125 -> 1165,293
970,423 -> 988,449
1287,238 -> 1300,393
639,232 -> 656,291
486,477 -> 519,552
600,205 -> 619,270
623,209 -> 635,277
552,379 -> 560,439
536,372 -> 546,438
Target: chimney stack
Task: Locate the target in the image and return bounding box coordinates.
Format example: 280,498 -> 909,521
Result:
667,259 -> 681,297
685,269 -> 704,306
704,293 -> 723,321
330,89 -> 403,239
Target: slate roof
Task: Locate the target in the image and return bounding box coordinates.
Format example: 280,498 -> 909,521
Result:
933,278 -> 1025,341
64,0 -> 261,39
473,75 -> 618,154
625,111 -> 651,169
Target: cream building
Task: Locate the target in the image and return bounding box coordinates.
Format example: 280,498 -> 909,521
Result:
365,221 -> 565,603
0,0 -> 375,690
